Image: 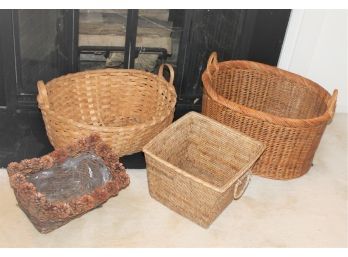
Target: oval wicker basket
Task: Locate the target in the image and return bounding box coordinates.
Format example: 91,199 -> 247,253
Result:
202,52 -> 338,180
37,65 -> 177,156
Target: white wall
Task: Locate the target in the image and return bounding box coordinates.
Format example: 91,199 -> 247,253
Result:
278,10 -> 347,113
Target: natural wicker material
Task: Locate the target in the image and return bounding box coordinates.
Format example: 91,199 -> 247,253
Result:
37,65 -> 177,156
7,134 -> 130,233
143,112 -> 265,228
202,52 -> 338,180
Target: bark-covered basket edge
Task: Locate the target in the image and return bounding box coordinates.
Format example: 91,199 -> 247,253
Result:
7,134 -> 130,233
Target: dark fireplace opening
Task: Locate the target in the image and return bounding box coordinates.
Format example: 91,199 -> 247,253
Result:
0,9 -> 290,168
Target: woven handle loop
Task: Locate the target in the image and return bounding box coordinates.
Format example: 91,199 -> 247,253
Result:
233,171 -> 251,200
327,89 -> 338,121
37,80 -> 49,110
206,52 -> 219,79
158,63 -> 175,84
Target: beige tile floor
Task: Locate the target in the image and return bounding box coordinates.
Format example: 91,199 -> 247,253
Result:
0,114 -> 347,247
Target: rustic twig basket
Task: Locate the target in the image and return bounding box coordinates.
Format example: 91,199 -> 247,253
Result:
143,112 -> 265,228
202,52 -> 338,180
7,134 -> 130,233
37,65 -> 177,156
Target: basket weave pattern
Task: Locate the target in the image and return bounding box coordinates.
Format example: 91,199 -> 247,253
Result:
202,52 -> 338,180
37,66 -> 177,156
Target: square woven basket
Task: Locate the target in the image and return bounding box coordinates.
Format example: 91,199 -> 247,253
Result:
143,112 -> 265,228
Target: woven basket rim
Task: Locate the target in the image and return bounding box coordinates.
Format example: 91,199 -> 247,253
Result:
202,59 -> 337,128
46,68 -> 168,84
40,68 -> 177,131
143,111 -> 265,193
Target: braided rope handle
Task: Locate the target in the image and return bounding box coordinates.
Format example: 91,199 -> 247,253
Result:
206,52 -> 219,79
158,63 -> 175,85
233,170 -> 251,200
37,80 -> 49,110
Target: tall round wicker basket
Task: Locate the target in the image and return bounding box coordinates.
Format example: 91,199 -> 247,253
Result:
37,64 -> 177,156
202,52 -> 338,180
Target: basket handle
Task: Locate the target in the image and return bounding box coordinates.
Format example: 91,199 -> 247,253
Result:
158,63 -> 175,84
327,89 -> 338,121
206,52 -> 219,79
233,171 -> 251,200
37,80 -> 49,110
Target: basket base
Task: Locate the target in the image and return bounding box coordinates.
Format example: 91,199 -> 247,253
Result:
18,195 -> 108,234
252,161 -> 312,180
148,189 -> 214,229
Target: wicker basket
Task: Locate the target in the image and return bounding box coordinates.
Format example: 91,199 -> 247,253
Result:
37,65 -> 177,156
202,52 -> 338,180
143,112 -> 265,228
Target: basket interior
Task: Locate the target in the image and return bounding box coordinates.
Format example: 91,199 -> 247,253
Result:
212,66 -> 328,119
26,152 -> 111,202
45,70 -> 175,127
146,113 -> 264,188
